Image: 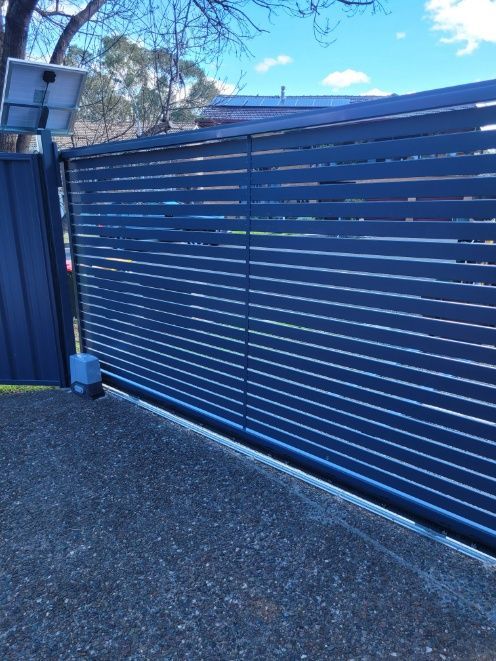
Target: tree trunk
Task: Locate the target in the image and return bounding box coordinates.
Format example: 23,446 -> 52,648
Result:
0,0 -> 38,152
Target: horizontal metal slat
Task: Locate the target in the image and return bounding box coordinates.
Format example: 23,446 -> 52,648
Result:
78,274 -> 245,316
83,333 -> 244,399
75,256 -> 247,293
70,188 -> 248,204
250,177 -> 496,203
82,299 -> 244,362
250,291 -> 496,347
249,314 -> 495,370
74,236 -> 246,262
97,358 -> 244,424
79,286 -> 245,342
82,317 -> 244,380
76,263 -> 246,305
68,171 -> 249,191
250,263 -> 496,308
247,374 -> 495,459
250,278 -> 496,327
78,277 -> 243,318
249,220 -> 496,241
248,199 -> 496,220
74,245 -> 246,276
249,342 -> 496,412
68,155 -> 248,181
252,130 -> 496,170
251,154 -> 496,186
246,411 -> 496,528
102,365 -> 243,430
79,289 -> 243,342
252,105 -> 496,152
250,252 -> 496,286
250,326 -> 496,387
248,351 -> 495,425
249,365 -> 495,447
73,224 -> 248,243
71,202 -> 248,218
66,165 -> 250,192
247,390 -> 496,498
250,235 -> 496,263
67,138 -> 248,171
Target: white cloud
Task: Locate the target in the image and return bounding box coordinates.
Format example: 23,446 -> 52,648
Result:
208,78 -> 236,95
321,68 -> 370,89
396,31 -> 407,39
255,55 -> 293,73
425,0 -> 496,56
361,88 -> 392,96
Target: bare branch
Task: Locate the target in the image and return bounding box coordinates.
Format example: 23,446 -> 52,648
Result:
50,0 -> 107,63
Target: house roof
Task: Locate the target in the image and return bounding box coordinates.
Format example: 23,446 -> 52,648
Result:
54,121 -> 138,150
197,93 -> 385,126
28,119 -> 198,152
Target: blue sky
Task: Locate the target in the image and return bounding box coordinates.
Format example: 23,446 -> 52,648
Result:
216,0 -> 496,97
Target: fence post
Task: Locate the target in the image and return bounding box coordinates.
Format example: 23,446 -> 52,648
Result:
38,129 -> 75,386
60,157 -> 85,354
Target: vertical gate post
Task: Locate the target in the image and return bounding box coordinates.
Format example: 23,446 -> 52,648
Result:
38,129 -> 75,386
60,157 -> 85,355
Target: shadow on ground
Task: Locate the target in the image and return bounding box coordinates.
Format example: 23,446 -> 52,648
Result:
0,389 -> 495,659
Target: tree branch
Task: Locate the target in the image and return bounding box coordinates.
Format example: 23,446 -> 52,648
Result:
50,0 -> 106,64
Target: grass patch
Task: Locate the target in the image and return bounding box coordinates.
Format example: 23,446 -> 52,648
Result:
0,318 -> 80,396
0,385 -> 52,395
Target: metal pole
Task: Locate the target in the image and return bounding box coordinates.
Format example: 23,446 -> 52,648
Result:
38,129 -> 75,385
60,157 -> 85,353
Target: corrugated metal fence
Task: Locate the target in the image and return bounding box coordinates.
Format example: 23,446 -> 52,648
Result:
0,145 -> 73,386
62,80 -> 496,549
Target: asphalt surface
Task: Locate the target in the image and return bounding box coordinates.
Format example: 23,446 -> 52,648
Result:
0,389 -> 495,660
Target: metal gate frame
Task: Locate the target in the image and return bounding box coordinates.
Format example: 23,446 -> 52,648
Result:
61,80 -> 496,550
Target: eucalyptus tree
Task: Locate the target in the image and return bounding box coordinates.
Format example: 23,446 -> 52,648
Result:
67,36 -> 221,144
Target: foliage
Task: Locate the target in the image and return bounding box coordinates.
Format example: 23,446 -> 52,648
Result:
66,36 -> 220,136
0,0 -> 384,150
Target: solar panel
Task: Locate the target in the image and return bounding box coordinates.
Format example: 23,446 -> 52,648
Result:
0,58 -> 87,135
210,94 -> 377,110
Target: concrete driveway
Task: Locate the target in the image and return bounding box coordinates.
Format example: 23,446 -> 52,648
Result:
0,389 -> 495,659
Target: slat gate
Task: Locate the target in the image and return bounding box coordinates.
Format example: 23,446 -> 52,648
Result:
62,82 -> 496,550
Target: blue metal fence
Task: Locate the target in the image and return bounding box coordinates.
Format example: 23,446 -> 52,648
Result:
0,143 -> 74,386
62,80 -> 496,550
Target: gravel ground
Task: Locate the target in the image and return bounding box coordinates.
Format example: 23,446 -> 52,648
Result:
0,389 -> 495,660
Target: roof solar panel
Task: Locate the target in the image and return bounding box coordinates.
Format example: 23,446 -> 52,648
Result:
210,94 -> 381,110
